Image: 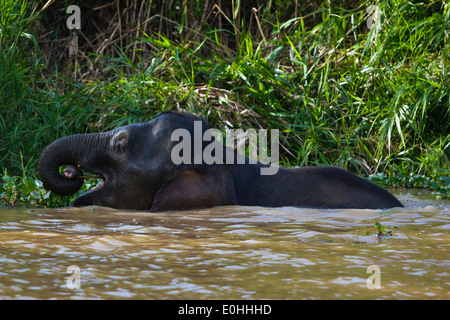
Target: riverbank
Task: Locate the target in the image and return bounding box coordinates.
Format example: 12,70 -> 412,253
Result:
1,0 -> 449,206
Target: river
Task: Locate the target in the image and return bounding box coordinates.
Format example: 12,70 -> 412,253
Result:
0,189 -> 448,299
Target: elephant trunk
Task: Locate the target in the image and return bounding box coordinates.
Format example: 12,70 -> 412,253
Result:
38,133 -> 105,196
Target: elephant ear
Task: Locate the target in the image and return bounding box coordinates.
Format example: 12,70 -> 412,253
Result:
151,166 -> 238,212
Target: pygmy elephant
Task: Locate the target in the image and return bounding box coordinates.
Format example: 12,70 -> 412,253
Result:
38,112 -> 403,211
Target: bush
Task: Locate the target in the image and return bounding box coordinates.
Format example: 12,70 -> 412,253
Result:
0,0 -> 449,206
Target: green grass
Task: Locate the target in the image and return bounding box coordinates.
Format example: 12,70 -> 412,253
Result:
0,0 -> 449,206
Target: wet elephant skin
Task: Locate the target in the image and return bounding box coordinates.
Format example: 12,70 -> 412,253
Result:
38,112 -> 403,211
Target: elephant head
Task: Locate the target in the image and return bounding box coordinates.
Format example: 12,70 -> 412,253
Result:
38,112 -> 238,210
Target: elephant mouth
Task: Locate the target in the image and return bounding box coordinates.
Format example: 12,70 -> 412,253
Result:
86,178 -> 106,192
70,166 -> 115,207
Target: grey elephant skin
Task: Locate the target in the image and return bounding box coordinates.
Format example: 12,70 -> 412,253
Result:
38,112 -> 403,211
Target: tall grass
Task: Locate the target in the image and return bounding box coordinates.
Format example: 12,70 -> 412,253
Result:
0,0 -> 57,173
0,0 -> 449,205
72,0 -> 449,175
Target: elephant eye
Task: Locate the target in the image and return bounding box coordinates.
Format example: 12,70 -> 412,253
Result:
115,140 -> 127,153
111,130 -> 128,155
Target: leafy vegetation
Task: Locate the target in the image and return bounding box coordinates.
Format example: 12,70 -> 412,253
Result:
373,221 -> 397,240
0,0 -> 449,207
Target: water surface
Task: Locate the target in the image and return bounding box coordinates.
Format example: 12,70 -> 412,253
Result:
0,189 -> 448,299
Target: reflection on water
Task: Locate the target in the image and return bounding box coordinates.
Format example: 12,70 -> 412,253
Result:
0,189 -> 448,299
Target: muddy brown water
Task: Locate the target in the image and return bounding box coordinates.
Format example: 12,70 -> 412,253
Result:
0,189 -> 448,299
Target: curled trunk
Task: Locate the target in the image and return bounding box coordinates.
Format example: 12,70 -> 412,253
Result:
38,133 -> 102,196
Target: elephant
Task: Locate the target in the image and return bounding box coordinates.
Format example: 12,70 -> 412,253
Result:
38,112 -> 403,211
